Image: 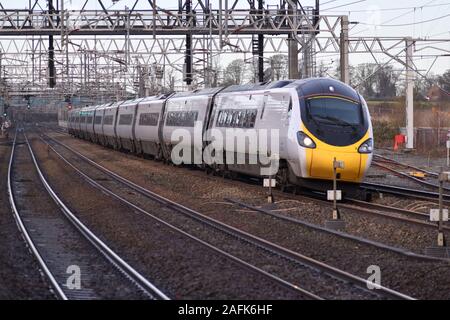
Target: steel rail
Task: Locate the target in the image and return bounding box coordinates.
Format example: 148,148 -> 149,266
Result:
372,161 -> 450,192
7,129 -> 68,300
361,182 -> 450,203
373,154 -> 438,177
24,132 -> 170,300
268,188 -> 450,232
225,198 -> 447,262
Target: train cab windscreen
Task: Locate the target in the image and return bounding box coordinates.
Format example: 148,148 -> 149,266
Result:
306,97 -> 362,126
302,96 -> 368,146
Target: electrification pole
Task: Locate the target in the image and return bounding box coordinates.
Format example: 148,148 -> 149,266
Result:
405,37 -> 415,149
340,15 -> 349,84
48,0 -> 56,88
184,0 -> 193,88
257,0 -> 264,82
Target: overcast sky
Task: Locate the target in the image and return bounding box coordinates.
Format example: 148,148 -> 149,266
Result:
4,0 -> 450,76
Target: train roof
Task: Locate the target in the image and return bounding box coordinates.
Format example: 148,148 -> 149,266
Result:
104,100 -> 125,109
170,87 -> 223,98
286,78 -> 361,101
220,80 -> 294,93
139,94 -> 170,104
121,97 -> 145,107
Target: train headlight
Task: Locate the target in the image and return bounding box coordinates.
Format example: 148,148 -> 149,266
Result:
297,131 -> 316,149
358,138 -> 373,154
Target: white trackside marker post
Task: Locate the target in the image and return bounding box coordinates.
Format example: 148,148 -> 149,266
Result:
426,171 -> 449,257
437,172 -> 448,247
264,176 -> 276,203
325,158 -> 345,231
332,158 -> 344,219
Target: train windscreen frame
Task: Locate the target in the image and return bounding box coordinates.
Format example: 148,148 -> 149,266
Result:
299,94 -> 369,147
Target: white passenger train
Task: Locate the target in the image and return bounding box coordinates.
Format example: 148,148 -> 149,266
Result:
68,78 -> 373,194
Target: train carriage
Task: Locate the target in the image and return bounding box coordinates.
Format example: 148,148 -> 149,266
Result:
82,105 -> 98,142
133,95 -> 168,158
116,98 -> 144,153
92,103 -> 109,145
207,81 -> 292,177
75,108 -> 86,138
161,87 -> 223,164
67,110 -> 75,135
102,101 -> 124,149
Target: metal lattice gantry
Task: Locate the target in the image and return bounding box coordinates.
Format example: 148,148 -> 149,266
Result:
0,0 -> 326,92
0,1 -> 450,148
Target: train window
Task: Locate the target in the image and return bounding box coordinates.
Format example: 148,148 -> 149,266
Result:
119,114 -> 133,125
103,115 -> 114,125
165,111 -> 198,127
86,116 -> 93,124
306,97 -> 362,125
94,116 -> 102,125
139,112 -> 159,126
215,109 -> 257,128
233,112 -> 240,126
216,111 -> 225,126
238,111 -> 246,127
226,112 -> 233,126
246,109 -> 257,128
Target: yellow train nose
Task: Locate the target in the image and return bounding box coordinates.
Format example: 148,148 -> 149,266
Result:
309,149 -> 362,181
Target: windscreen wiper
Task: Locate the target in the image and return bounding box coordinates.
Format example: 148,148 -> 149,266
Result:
314,115 -> 359,130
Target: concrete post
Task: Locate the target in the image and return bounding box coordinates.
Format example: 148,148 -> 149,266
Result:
340,15 -> 349,84
405,37 -> 415,149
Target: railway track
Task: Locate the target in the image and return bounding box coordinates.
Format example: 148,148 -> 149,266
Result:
7,129 -> 169,300
373,154 -> 438,178
37,129 -> 415,300
371,154 -> 450,195
278,188 -> 450,232
225,197 -> 448,261
360,181 -> 450,203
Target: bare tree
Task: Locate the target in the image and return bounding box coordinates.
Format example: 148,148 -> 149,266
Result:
353,63 -> 378,98
222,59 -> 246,86
267,54 -> 289,80
375,64 -> 398,98
438,69 -> 450,100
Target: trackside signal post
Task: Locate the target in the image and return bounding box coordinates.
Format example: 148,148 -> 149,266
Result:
264,176 -> 276,204
425,171 -> 449,257
325,158 -> 345,231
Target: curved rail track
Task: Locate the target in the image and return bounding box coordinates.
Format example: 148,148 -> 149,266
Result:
361,181 -> 450,203
279,189 -> 450,232
38,129 -> 415,300
225,197 -> 448,261
374,154 -> 438,178
7,129 -> 169,300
